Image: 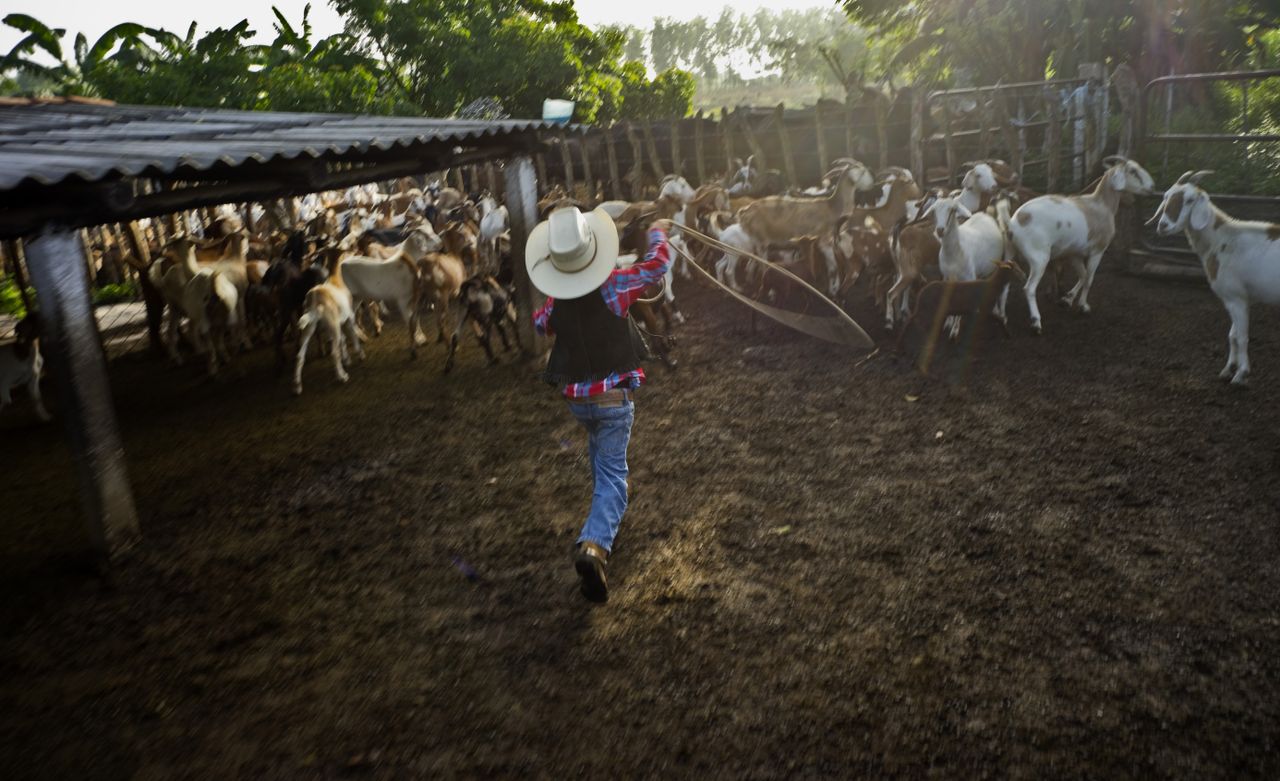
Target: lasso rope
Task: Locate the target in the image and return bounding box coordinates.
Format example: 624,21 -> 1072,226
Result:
672,224 -> 875,350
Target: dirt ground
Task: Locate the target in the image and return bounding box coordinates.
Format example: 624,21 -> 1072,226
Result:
2,268 -> 1279,779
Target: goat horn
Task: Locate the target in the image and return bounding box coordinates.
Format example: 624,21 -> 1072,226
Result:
1174,170 -> 1195,186
1102,155 -> 1127,167
1188,170 -> 1214,185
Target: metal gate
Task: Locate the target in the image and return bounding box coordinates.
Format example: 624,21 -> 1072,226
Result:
912,74 -> 1109,193
1130,69 -> 1280,277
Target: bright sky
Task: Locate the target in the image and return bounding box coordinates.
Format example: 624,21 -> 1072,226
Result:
0,0 -> 833,57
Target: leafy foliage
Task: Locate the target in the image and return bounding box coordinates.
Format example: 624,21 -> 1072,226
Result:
2,3 -> 692,123
843,0 -> 1280,86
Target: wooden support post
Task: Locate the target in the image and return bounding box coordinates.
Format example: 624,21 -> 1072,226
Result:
910,90 -> 926,185
578,136 -> 595,201
721,107 -> 735,173
775,103 -> 796,185
559,132 -> 576,195
24,227 -> 141,562
605,128 -> 623,200
625,122 -> 645,200
504,156 -> 546,357
669,118 -> 682,176
451,167 -> 465,192
642,122 -> 665,180
694,110 -> 707,184
814,102 -> 829,171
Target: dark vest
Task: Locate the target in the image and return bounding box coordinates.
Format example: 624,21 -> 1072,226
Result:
543,291 -> 642,386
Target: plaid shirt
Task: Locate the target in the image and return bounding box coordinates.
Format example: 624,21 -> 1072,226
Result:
533,227 -> 672,399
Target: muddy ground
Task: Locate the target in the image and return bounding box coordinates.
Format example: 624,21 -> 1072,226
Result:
2,269 -> 1279,779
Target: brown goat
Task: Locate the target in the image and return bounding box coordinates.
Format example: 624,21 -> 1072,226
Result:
896,261 -> 1028,374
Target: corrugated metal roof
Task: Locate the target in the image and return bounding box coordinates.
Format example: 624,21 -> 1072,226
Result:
0,101 -> 566,191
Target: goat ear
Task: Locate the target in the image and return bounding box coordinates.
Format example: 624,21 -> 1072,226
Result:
1189,196 -> 1213,231
1109,166 -> 1128,191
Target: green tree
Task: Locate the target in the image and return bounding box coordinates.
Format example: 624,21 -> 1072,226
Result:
843,0 -> 1280,86
332,0 -> 625,119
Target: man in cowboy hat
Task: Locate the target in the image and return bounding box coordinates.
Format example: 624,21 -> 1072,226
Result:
527,205 -> 673,603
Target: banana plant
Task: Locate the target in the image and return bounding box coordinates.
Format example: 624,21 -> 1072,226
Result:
2,13 -> 148,95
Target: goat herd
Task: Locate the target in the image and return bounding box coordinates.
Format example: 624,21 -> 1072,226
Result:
1,153 -> 1276,424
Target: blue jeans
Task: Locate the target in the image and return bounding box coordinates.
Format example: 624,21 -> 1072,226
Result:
567,396 -> 635,553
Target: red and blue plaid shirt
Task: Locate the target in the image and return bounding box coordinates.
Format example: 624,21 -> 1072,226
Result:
533,227 -> 672,399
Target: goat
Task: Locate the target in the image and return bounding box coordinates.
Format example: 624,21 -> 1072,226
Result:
1007,156 -> 1155,333
417,251 -> 468,348
927,195 -> 1012,324
0,314 -> 51,421
263,231 -> 328,366
182,264 -> 242,377
736,163 -> 875,296
340,227 -> 444,359
150,235 -> 205,364
896,262 -> 1028,374
832,215 -> 893,302
293,247 -> 363,395
444,276 -> 521,373
1150,170 -> 1280,385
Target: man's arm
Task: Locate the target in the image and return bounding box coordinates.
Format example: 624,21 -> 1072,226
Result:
602,224 -> 673,316
533,296 -> 555,336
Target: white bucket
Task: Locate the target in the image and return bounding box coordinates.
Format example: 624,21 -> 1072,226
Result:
542,99 -> 575,125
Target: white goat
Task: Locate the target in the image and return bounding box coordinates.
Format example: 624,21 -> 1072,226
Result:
340,227 -> 444,359
923,195 -> 1012,332
956,163 -> 999,213
1007,156 -> 1155,333
1151,170 -> 1280,385
477,195 -> 508,272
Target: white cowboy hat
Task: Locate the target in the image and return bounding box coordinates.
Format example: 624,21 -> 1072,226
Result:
525,205 -> 619,299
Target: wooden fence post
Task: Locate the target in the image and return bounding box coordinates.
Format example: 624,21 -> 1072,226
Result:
740,109 -> 766,169
605,128 -> 623,199
534,154 -> 548,193
504,155 -> 546,356
559,132 -> 575,194
578,135 -> 595,200
910,89 -> 926,185
814,102 -> 829,171
642,122 -> 665,180
775,103 -> 796,185
721,106 -> 735,173
625,122 -> 645,199
870,99 -> 889,170
669,118 -> 682,176
24,227 -> 141,563
694,110 -> 707,184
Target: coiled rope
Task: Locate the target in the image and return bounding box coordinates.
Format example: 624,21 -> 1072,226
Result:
671,224 -> 875,351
